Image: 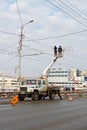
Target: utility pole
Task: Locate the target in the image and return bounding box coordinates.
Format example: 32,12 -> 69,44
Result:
18,26 -> 23,85
18,20 -> 33,86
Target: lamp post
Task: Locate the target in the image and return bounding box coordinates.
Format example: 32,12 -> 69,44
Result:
18,20 -> 33,85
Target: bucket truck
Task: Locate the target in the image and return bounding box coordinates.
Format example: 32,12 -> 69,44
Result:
18,46 -> 63,101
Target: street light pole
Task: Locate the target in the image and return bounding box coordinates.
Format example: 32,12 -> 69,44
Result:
18,20 -> 33,86
18,26 -> 22,84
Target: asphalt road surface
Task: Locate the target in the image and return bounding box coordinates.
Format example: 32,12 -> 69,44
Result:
0,98 -> 87,130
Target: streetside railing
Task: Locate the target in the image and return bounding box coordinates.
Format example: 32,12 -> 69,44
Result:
0,89 -> 18,98
0,90 -> 87,99
61,90 -> 87,99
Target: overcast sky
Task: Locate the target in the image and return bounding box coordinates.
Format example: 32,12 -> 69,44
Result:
0,0 -> 87,77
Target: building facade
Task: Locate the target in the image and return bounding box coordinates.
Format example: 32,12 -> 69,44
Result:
48,68 -> 69,86
0,75 -> 18,92
48,68 -> 87,89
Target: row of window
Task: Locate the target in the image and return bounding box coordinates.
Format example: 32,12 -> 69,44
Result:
0,80 -> 17,82
49,71 -> 68,73
49,82 -> 82,84
48,75 -> 68,77
0,83 -> 17,85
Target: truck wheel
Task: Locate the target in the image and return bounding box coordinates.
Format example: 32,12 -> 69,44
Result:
39,95 -> 43,100
49,91 -> 55,100
32,92 -> 39,101
18,94 -> 25,101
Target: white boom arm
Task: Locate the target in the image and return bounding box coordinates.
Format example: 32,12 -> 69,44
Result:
41,51 -> 63,79
41,57 -> 57,78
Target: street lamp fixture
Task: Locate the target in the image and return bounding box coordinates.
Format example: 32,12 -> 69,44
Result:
22,20 -> 34,27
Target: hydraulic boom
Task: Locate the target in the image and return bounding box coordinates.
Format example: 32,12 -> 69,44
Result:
41,45 -> 63,79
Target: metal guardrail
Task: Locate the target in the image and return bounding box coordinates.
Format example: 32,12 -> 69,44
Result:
61,90 -> 87,99
0,92 -> 18,98
0,90 -> 87,99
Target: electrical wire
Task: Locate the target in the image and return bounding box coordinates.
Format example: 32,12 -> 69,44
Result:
0,51 -> 17,56
58,0 -> 87,24
21,52 -> 43,57
66,0 -> 87,20
47,0 -> 87,27
0,30 -> 18,36
24,28 -> 87,41
0,55 -> 17,66
0,42 -> 18,57
23,35 -> 53,48
0,26 -> 87,43
23,56 -> 52,64
0,42 -> 18,51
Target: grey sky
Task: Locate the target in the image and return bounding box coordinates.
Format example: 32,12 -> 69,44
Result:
0,0 -> 87,77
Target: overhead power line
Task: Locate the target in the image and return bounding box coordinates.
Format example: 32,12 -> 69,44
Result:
25,29 -> 87,41
58,0 -> 87,23
0,30 -> 18,36
0,55 -> 17,66
0,42 -> 18,51
22,52 -> 44,57
66,0 -> 87,20
47,0 -> 87,27
0,51 -> 16,56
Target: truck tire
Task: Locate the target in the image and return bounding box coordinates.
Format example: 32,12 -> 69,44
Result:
32,92 -> 39,101
18,94 -> 25,101
49,91 -> 55,100
39,95 -> 43,100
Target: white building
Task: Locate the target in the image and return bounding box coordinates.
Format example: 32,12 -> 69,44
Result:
0,75 -> 18,92
48,68 -> 70,86
48,68 -> 85,91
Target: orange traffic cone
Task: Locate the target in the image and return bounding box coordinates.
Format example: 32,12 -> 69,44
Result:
11,96 -> 19,105
68,96 -> 73,101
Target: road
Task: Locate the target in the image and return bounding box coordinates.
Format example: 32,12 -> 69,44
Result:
0,98 -> 87,130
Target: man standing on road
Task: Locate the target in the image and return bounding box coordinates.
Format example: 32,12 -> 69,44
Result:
58,90 -> 62,100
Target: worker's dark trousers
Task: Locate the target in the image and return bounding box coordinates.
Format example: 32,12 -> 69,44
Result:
58,90 -> 62,100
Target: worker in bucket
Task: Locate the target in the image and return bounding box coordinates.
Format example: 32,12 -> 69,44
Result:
58,45 -> 62,57
58,45 -> 62,53
54,46 -> 57,57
